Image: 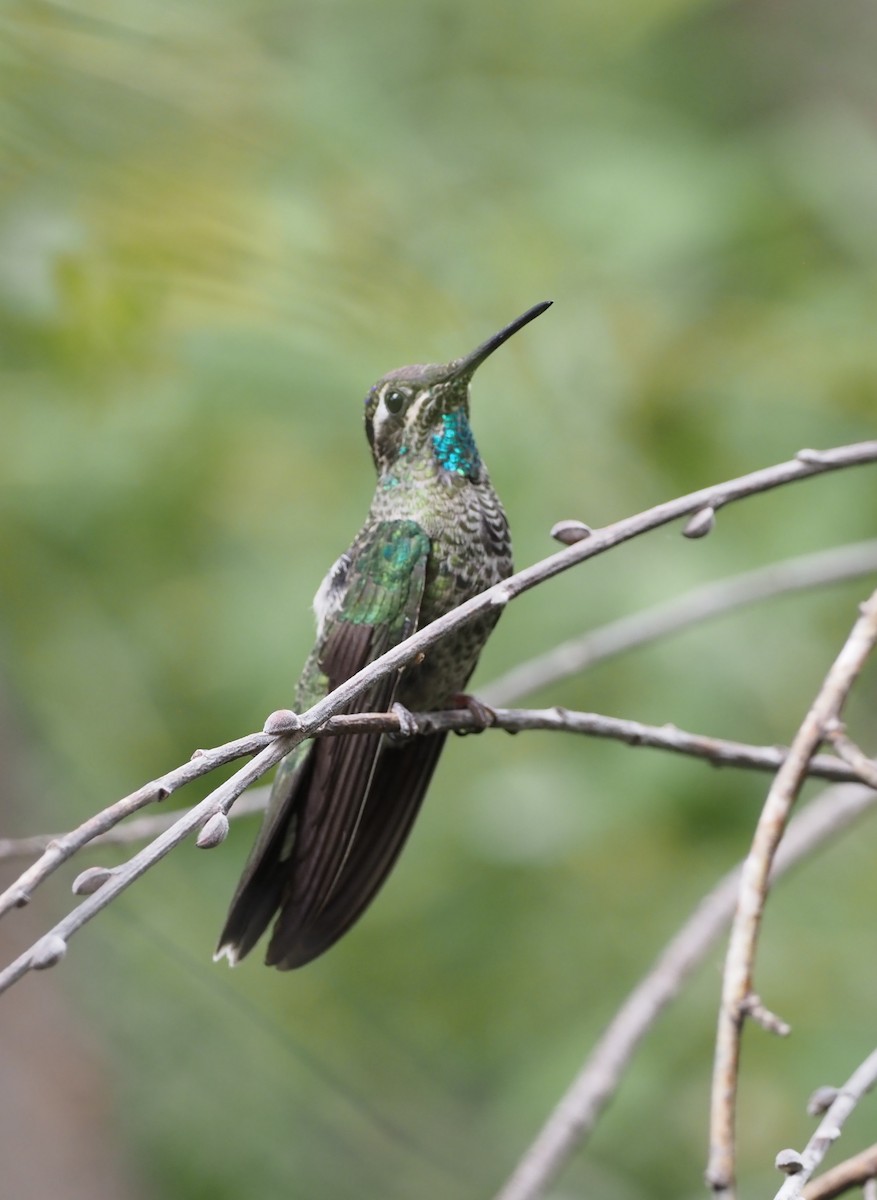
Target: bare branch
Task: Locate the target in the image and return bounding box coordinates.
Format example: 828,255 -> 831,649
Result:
1,440 -> 875,992
0,731 -> 273,918
0,710 -> 865,865
775,1049 -> 877,1200
484,540 -> 877,706
493,784 -> 877,1200
802,1143 -> 877,1200
708,588 -> 877,1199
0,738 -> 292,996
271,444 -> 877,771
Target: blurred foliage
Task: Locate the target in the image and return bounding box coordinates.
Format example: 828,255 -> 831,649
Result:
1,1 -> 877,1197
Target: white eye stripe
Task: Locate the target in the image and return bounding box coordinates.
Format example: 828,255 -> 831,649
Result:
372,399 -> 393,438
405,392 -> 429,423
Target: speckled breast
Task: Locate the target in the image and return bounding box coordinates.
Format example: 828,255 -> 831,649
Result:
398,477 -> 512,711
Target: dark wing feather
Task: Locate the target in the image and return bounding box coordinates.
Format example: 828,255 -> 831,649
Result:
275,622 -> 397,936
216,519 -> 431,966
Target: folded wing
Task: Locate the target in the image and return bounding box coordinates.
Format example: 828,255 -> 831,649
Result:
217,519 -> 436,968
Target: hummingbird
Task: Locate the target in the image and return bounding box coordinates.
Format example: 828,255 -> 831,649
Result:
216,300 -> 552,969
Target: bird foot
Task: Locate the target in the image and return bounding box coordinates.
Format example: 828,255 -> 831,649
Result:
389,702 -> 419,742
449,693 -> 497,735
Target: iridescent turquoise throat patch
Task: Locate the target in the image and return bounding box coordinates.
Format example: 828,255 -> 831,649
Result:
431,410 -> 480,478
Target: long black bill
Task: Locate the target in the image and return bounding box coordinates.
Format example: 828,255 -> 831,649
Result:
452,300 -> 553,380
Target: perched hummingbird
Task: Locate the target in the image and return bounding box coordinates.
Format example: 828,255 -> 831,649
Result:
216,301 -> 552,969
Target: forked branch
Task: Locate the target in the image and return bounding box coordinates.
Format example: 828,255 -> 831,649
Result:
1,440 -> 875,1000
707,588 -> 877,1198
494,783 -> 877,1200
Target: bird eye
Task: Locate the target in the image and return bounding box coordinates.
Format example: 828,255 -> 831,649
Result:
384,388 -> 406,415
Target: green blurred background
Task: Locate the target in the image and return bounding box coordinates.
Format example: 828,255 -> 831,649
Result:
1,2 -> 877,1197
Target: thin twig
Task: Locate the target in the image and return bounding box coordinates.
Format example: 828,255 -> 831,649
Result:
802,1142 -> 877,1200
483,541 -> 877,705
0,790 -> 271,862
741,993 -> 791,1038
0,710 -> 866,865
826,723 -> 877,789
492,784 -> 877,1200
707,589 -> 877,1199
775,1049 -> 877,1200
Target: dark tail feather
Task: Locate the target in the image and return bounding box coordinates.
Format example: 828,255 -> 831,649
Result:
266,733 -> 448,969
214,747 -> 315,965
214,824 -> 289,965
